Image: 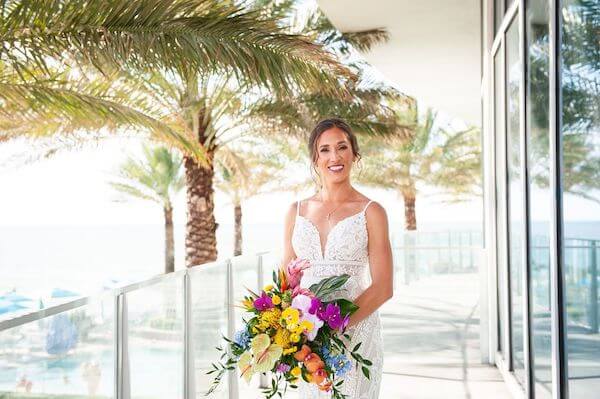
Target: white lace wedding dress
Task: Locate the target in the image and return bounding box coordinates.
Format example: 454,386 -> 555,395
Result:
292,200 -> 383,399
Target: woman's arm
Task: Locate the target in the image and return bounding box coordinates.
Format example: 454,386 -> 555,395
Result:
281,201 -> 298,266
347,202 -> 394,328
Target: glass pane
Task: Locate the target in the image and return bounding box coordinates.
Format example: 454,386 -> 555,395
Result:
0,299 -> 114,397
231,255 -> 259,331
526,0 -> 552,396
496,0 -> 505,35
190,263 -> 229,398
127,278 -> 184,398
494,47 -> 507,355
560,0 -> 600,397
506,0 -> 515,12
506,17 -> 526,384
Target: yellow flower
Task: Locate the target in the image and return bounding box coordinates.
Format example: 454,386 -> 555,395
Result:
274,328 -> 292,349
264,284 -> 274,292
290,366 -> 302,377
256,321 -> 268,331
252,327 -> 259,334
242,298 -> 254,310
283,347 -> 298,355
281,307 -> 300,326
259,308 -> 282,329
290,333 -> 300,343
272,295 -> 281,305
298,320 -> 314,333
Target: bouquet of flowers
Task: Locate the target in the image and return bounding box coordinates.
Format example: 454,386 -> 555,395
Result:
206,258 -> 372,398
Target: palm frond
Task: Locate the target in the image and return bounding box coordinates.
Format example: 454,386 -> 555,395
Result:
109,144 -> 185,205
0,69 -> 208,163
1,0 -> 353,96
341,28 -> 389,52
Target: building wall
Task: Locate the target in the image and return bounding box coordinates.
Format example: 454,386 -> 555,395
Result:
484,0 -> 600,398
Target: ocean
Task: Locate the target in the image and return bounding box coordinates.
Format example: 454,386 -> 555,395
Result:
1,220 -> 597,304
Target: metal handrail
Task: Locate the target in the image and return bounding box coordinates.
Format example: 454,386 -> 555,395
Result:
0,260 -> 224,331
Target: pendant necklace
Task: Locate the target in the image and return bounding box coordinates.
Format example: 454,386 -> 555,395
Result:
320,192 -> 353,229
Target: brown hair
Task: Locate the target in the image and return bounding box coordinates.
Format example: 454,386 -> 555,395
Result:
308,118 -> 362,186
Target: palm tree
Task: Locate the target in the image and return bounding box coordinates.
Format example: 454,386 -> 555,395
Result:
247,0 -> 412,137
1,0 -> 350,146
214,136 -> 308,256
109,145 -> 185,273
356,102 -> 482,230
2,0 -> 356,267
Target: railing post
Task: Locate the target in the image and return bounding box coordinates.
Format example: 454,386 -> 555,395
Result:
226,259 -> 239,399
115,293 -> 130,399
184,272 -> 195,399
257,254 -> 270,389
404,232 -> 414,284
589,241 -> 598,333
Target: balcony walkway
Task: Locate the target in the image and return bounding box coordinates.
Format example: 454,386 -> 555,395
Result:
242,273 -> 511,398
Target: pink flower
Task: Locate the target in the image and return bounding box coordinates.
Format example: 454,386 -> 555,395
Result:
286,258 -> 311,289
292,286 -> 315,298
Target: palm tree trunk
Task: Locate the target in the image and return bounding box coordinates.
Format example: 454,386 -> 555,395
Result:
234,202 -> 242,256
403,191 -> 417,231
164,205 -> 175,273
184,151 -> 218,267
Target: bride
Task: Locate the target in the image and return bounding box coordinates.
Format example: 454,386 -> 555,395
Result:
281,118 -> 394,398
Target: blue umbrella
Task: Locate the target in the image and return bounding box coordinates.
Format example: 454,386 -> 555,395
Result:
0,292 -> 32,303
0,300 -> 27,315
51,288 -> 80,298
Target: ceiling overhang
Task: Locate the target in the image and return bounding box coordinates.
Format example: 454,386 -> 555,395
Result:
318,0 -> 482,125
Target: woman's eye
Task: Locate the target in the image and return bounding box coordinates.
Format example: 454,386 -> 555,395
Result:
339,146 -> 348,150
320,148 -> 329,152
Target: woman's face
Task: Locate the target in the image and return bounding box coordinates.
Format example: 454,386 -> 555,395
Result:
314,127 -> 355,184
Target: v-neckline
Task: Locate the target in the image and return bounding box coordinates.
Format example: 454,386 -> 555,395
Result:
297,212 -> 365,260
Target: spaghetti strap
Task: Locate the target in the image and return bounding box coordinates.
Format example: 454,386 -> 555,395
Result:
296,200 -> 301,217
362,200 -> 374,213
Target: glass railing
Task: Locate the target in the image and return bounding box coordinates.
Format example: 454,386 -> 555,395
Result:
391,230 -> 484,285
529,236 -> 600,333
0,252 -> 283,399
0,233 -> 495,399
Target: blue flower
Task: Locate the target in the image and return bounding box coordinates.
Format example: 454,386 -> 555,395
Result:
326,354 -> 352,377
234,329 -> 250,349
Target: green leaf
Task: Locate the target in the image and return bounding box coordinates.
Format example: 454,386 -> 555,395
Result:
361,366 -> 370,380
336,299 -> 359,316
308,274 -> 350,297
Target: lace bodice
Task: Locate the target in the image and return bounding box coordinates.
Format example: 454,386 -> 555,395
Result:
292,201 -> 371,264
291,199 -> 383,399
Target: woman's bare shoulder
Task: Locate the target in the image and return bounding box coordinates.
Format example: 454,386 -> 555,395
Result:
365,200 -> 388,224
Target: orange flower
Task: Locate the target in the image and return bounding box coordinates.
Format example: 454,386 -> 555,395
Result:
279,267 -> 288,291
318,381 -> 333,392
311,368 -> 328,384
304,353 -> 325,373
293,344 -> 312,362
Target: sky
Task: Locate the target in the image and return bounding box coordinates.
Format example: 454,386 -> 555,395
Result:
1,128 -> 599,233
0,135 -> 487,229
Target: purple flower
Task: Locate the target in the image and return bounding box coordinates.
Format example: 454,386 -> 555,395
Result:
308,297 -> 321,315
318,303 -> 345,330
253,291 -> 273,311
276,363 -> 291,373
341,315 -> 350,331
